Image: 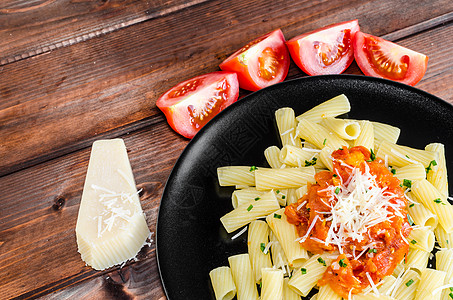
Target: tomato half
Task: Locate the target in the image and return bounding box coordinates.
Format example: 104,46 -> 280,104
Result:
156,71 -> 239,139
286,20 -> 360,75
353,31 -> 428,86
219,29 -> 290,91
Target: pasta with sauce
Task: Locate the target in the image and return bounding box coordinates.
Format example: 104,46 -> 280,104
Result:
209,94 -> 451,300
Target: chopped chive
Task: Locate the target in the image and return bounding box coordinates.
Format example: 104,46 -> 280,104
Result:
276,190 -> 280,194
274,213 -> 282,219
406,155 -> 410,159
434,198 -> 443,204
335,187 -> 340,195
409,203 -> 415,208
450,287 -> 453,291
333,174 -> 338,178
426,160 -> 438,174
339,258 -> 347,267
391,167 -> 396,175
260,243 -> 266,253
305,157 -> 317,167
254,197 -> 260,201
403,179 -> 412,189
323,138 -> 327,145
407,214 -> 414,226
307,208 -> 311,212
249,166 -> 257,172
405,279 -> 414,287
247,204 -> 253,211
368,248 -> 377,253
301,268 -> 307,274
449,292 -> 453,299
370,149 -> 376,161
282,195 -> 286,199
317,257 -> 326,266
410,239 -> 417,245
447,240 -> 450,245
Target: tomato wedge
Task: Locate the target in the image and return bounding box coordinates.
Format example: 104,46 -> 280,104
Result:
219,29 -> 290,91
156,71 -> 239,139
286,20 -> 360,76
353,31 -> 428,86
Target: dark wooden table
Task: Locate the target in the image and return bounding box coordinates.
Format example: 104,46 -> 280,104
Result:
1,1 -> 452,299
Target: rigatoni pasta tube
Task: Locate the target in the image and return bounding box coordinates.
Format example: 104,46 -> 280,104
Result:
209,266 -> 237,300
287,254 -> 332,297
425,143 -> 448,198
319,146 -> 334,171
392,269 -> 420,300
394,163 -> 426,182
435,249 -> 453,300
231,188 -> 265,209
317,283 -> 341,299
275,107 -> 302,148
321,117 -> 360,140
372,121 -> 400,148
266,208 -> 309,268
217,166 -> 256,187
405,248 -> 429,271
220,191 -> 280,233
264,146 -> 284,169
411,179 -> 453,233
434,225 -> 453,248
247,220 -> 272,282
280,145 -> 324,168
407,226 -> 435,252
283,277 -> 300,300
414,268 -> 446,300
295,94 -> 351,123
297,118 -> 348,150
354,120 -> 374,150
254,166 -> 316,191
260,268 -> 284,300
407,199 -> 438,230
269,230 -> 289,271
376,140 -> 438,168
228,254 -> 259,300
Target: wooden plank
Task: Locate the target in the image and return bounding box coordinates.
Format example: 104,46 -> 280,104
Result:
0,0 -> 210,65
1,0 -> 452,177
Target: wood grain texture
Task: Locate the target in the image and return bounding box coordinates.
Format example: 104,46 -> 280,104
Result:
0,0 -> 210,65
1,0 -> 452,177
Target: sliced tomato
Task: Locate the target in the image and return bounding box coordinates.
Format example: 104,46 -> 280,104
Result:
353,31 -> 428,86
286,20 -> 360,75
219,29 -> 290,91
156,71 -> 239,139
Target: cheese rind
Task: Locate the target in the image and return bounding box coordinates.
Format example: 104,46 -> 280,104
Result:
76,139 -> 150,270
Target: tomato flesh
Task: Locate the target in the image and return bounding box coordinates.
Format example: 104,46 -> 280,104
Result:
353,31 -> 428,86
156,72 -> 239,139
287,20 -> 360,76
220,29 -> 290,91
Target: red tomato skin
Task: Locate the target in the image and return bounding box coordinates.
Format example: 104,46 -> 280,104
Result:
219,29 -> 290,91
286,20 -> 360,76
353,31 -> 428,86
156,71 -> 239,139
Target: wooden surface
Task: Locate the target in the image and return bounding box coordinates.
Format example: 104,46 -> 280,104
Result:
0,0 -> 452,299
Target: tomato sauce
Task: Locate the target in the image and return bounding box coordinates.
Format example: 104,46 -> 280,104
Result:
285,146 -> 411,297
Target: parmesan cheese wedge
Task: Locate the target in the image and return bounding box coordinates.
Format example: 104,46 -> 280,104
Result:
76,139 -> 150,270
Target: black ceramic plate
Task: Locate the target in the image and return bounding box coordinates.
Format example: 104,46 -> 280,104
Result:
156,75 -> 453,300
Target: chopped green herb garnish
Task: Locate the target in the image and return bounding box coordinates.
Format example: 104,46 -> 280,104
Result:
307,208 -> 311,212
247,204 -> 253,211
282,195 -> 286,199
274,213 -> 282,219
335,187 -> 340,195
276,190 -> 280,194
333,174 -> 338,178
254,197 -> 260,201
426,160 -> 438,174
390,167 -> 396,175
407,214 -> 414,226
323,138 -> 327,145
406,155 -> 410,159
403,179 -> 412,189
249,166 -> 257,172
339,258 -> 347,267
447,240 -> 450,245
450,287 -> 453,291
260,243 -> 266,253
449,292 -> 453,299
301,268 -> 307,274
317,257 -> 326,266
368,248 -> 377,253
434,198 -> 443,204
370,149 -> 376,161
410,239 -> 417,245
409,203 -> 415,208
305,157 -> 318,167
405,279 -> 414,287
